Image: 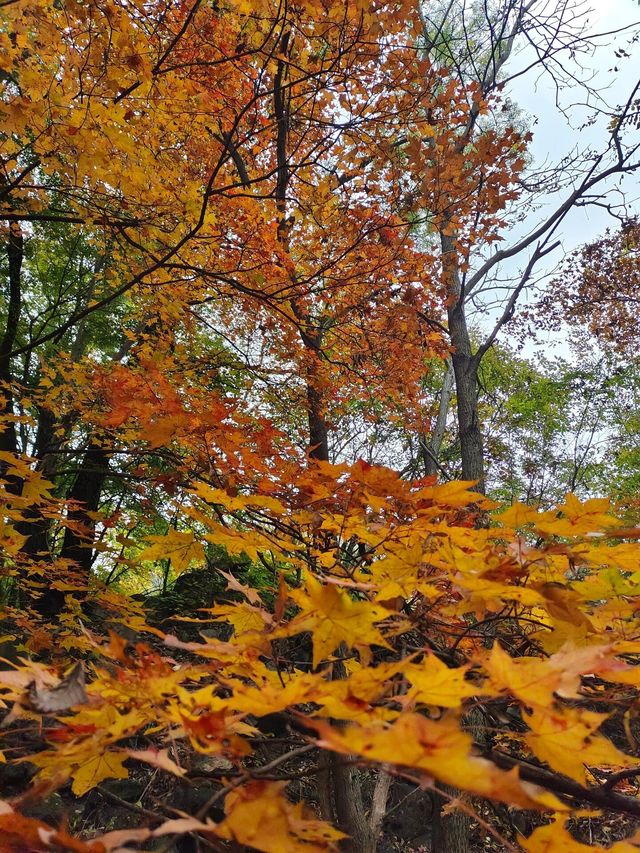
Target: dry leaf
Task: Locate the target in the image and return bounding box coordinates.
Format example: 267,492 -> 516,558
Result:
28,663 -> 87,714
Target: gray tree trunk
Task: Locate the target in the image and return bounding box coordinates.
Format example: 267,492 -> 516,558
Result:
0,225 -> 23,466
421,358 -> 453,477
442,230 -> 484,490
430,232 -> 487,853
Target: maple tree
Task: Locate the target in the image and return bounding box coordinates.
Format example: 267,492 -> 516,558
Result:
413,0 -> 640,492
2,0 -> 640,852
536,220 -> 640,355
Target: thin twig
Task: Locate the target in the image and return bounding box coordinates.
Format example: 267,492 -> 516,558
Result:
601,767 -> 640,791
155,744 -> 316,853
96,785 -> 164,823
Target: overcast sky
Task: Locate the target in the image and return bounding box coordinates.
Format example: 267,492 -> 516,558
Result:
475,0 -> 640,359
509,0 -> 640,242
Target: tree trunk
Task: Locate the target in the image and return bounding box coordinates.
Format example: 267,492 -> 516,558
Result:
421,357 -> 453,477
60,441 -> 109,570
307,378 -> 329,463
431,785 -> 470,853
26,313 -> 126,577
451,346 -> 483,488
432,231 -> 486,853
272,33 -> 377,840
332,757 -> 379,853
367,767 -> 392,851
17,407 -> 60,559
442,230 -> 484,491
36,441 -> 109,617
303,356 -> 378,852
0,224 -> 23,468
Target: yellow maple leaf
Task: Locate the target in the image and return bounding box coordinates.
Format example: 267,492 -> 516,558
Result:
0,453 -> 54,505
217,780 -> 345,852
314,714 -> 563,810
58,705 -> 147,740
369,540 -> 441,600
537,583 -> 595,629
206,602 -> 272,639
403,654 -> 478,708
574,562 -> 639,598
229,669 -> 327,716
0,518 -> 28,555
192,482 -> 286,515
500,496 -> 622,539
522,815 -> 639,851
535,495 -> 621,538
456,573 -> 544,608
314,659 -> 407,722
531,618 -> 599,654
498,501 -> 540,529
524,706 -> 635,784
483,643 -> 617,708
415,479 -> 488,508
286,575 -> 390,667
202,523 -> 276,561
71,749 -> 129,796
138,528 -> 204,574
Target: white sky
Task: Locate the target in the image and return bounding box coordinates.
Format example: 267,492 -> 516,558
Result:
474,0 -> 640,359
509,0 -> 640,239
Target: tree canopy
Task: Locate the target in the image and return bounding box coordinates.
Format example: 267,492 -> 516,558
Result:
1,0 -> 640,851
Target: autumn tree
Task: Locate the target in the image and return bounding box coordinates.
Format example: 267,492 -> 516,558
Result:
536,219 -> 640,354
3,2 -> 640,853
0,0 -> 448,607
412,0 -> 640,490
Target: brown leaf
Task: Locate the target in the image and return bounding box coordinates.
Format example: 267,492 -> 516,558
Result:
127,747 -> 186,777
28,662 -> 87,714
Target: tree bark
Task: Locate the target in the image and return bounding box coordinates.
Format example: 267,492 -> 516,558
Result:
34,441 -> 110,617
442,230 -> 484,491
307,376 -> 329,463
60,441 -> 109,571
431,785 -> 470,853
430,232 -> 487,853
17,407 -> 59,560
367,767 -> 392,851
304,358 -> 376,852
0,224 -> 23,467
431,706 -> 488,852
332,757 -> 379,853
421,357 -> 453,477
